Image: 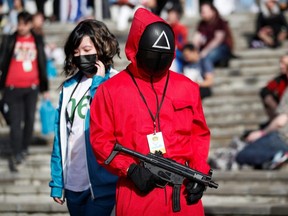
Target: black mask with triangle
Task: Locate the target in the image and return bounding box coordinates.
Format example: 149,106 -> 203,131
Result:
136,22 -> 175,77
138,22 -> 175,53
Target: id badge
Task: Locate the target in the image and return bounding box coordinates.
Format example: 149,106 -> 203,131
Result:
147,132 -> 166,154
23,60 -> 32,72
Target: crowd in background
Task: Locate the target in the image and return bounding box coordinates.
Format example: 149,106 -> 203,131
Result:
1,0 -> 288,172
1,0 -> 288,68
0,1 -> 287,24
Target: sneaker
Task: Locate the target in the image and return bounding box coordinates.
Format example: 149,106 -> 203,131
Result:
8,155 -> 18,173
268,151 -> 288,170
15,153 -> 24,165
230,136 -> 247,151
21,150 -> 29,158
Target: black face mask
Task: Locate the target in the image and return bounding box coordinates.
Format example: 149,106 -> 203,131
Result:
73,54 -> 98,75
136,50 -> 174,77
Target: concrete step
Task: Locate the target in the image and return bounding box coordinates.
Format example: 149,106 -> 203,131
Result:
203,94 -> 260,106
230,57 -> 280,68
213,75 -> 273,90
212,85 -> 259,96
204,99 -> 263,114
0,202 -> 287,216
0,202 -> 68,215
204,203 -> 288,216
235,48 -> 287,59
2,175 -> 287,202
215,65 -> 279,77
1,179 -> 286,202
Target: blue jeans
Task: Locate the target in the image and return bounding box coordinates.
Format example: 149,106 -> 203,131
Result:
205,44 -> 231,65
65,189 -> 115,216
236,132 -> 288,167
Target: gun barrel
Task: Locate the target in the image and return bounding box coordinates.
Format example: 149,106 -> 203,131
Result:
209,181 -> 218,189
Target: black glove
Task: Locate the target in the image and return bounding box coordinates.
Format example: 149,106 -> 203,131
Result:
185,181 -> 206,205
127,163 -> 165,193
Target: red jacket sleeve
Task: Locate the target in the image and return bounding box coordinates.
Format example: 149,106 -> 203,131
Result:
90,84 -> 135,177
189,88 -> 211,174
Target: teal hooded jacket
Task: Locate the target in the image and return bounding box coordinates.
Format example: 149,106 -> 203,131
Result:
49,70 -> 118,200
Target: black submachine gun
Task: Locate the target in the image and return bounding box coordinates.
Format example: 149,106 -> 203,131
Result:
105,144 -> 219,212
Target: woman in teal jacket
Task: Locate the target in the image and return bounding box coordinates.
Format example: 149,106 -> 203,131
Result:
49,19 -> 120,216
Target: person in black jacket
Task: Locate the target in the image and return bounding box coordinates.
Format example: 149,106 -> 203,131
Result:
0,11 -> 48,171
150,0 -> 182,18
252,0 -> 288,48
259,55 -> 288,123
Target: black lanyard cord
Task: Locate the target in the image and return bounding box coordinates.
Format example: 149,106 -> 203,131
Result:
65,74 -> 90,127
128,70 -> 170,133
150,76 -> 161,131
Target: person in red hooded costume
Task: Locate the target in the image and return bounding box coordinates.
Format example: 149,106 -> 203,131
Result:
90,8 -> 211,216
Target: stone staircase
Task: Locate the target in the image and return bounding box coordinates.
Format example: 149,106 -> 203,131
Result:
1,12 -> 288,215
1,146 -> 288,215
206,47 -> 287,149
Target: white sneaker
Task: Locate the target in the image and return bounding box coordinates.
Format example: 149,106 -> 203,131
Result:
268,151 -> 288,170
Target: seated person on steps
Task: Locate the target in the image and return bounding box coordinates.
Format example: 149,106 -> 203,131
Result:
182,43 -> 214,100
236,84 -> 288,170
259,54 -> 288,126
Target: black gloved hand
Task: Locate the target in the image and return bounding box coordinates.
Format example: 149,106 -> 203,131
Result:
127,163 -> 164,193
185,181 -> 206,205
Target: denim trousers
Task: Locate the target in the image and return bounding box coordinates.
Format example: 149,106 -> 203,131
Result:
65,188 -> 115,216
236,131 -> 288,167
205,43 -> 231,65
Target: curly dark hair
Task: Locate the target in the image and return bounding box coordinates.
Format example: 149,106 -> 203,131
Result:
63,19 -> 120,77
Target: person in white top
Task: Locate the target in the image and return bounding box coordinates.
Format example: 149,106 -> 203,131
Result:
49,19 -> 120,216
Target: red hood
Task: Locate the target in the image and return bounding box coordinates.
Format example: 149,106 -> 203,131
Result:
125,8 -> 174,78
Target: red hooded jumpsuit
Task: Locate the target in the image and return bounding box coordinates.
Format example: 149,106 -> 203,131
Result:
90,8 -> 211,216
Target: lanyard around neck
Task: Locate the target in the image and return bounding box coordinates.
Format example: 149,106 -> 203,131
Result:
128,70 -> 170,134
65,75 -> 90,127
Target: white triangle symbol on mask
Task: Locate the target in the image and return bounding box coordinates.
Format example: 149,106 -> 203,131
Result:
152,31 -> 171,50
